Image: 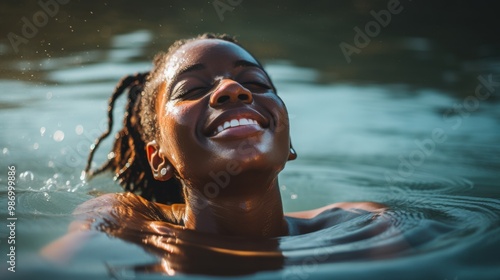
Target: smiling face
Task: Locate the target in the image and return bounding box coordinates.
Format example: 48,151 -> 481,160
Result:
148,39 -> 294,195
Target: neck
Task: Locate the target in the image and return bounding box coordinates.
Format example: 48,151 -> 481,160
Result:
182,179 -> 288,238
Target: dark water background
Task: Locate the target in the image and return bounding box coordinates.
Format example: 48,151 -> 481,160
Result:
0,1 -> 499,279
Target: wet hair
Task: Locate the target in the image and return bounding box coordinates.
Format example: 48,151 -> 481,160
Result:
84,33 -> 239,205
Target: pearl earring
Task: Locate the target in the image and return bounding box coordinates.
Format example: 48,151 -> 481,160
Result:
160,167 -> 167,176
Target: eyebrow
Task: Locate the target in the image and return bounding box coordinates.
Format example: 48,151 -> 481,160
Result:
233,60 -> 263,69
177,63 -> 206,77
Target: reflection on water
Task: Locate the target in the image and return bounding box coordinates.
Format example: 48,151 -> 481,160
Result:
1,2 -> 500,278
2,165 -> 499,279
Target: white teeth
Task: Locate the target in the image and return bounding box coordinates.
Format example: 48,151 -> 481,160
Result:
230,119 -> 239,127
213,118 -> 260,135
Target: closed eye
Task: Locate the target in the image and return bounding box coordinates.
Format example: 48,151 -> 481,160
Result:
241,81 -> 272,92
177,87 -> 210,100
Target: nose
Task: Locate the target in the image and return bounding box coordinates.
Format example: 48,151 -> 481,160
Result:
209,79 -> 253,107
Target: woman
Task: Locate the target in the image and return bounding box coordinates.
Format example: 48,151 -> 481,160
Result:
42,33 -> 386,274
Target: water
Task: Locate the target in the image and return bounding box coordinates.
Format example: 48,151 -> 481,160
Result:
1,1 -> 500,279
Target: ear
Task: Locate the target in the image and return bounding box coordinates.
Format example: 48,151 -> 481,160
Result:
146,140 -> 174,181
288,140 -> 297,161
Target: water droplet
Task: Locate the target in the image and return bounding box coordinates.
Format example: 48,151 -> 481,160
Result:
2,148 -> 9,155
33,142 -> 39,150
19,171 -> 35,181
291,194 -> 298,200
80,170 -> 88,181
44,183 -> 55,191
53,130 -> 65,142
75,125 -> 84,135
40,127 -> 46,136
70,182 -> 87,192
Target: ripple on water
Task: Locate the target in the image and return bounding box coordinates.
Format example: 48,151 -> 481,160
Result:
386,172 -> 475,195
275,165 -> 500,279
86,186 -> 499,278
278,195 -> 499,279
4,168 -> 499,279
6,170 -> 92,217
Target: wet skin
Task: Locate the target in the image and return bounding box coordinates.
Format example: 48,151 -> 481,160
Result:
145,39 -> 385,237
146,39 -> 296,237
41,39 -> 387,270
41,192 -> 388,275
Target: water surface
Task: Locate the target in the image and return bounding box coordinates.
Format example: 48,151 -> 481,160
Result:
1,1 -> 500,279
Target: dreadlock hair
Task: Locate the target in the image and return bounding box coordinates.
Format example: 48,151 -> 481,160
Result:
84,33 -> 239,205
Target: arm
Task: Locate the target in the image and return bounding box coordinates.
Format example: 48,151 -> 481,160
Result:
39,193 -> 116,264
286,201 -> 387,219
40,192 -> 185,263
40,222 -> 97,264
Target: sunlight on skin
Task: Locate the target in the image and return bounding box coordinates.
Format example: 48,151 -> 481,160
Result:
41,36 -> 388,275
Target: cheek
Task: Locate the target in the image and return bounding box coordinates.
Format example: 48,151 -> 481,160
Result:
167,95 -> 212,125
159,101 -> 204,171
269,97 -> 292,157
261,95 -> 290,134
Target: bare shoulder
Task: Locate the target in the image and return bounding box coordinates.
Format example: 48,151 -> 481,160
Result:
74,192 -> 185,226
42,193 -> 185,263
286,201 -> 387,219
73,192 -> 157,214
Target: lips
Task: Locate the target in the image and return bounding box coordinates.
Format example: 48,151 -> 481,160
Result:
204,109 -> 270,137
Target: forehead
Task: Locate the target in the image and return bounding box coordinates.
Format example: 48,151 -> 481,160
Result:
164,39 -> 258,79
